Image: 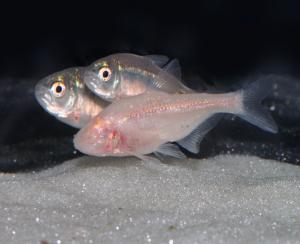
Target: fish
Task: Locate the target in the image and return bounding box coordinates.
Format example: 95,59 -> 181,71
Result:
35,67 -> 109,128
83,53 -> 194,101
74,79 -> 278,162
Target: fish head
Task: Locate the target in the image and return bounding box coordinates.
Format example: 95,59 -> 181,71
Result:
74,117 -> 123,157
83,55 -> 120,101
35,67 -> 83,122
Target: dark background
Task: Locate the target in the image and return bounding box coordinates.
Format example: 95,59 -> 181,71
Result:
0,1 -> 300,171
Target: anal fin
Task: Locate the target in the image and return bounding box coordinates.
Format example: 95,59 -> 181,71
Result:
155,143 -> 186,159
177,114 -> 222,154
136,154 -> 162,164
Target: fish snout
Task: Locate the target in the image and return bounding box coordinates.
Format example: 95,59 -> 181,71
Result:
73,124 -> 100,156
34,82 -> 51,107
83,70 -> 101,91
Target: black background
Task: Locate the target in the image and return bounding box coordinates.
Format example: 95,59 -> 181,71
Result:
2,1 -> 300,78
0,0 -> 300,171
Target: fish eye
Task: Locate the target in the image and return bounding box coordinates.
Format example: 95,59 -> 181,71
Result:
51,81 -> 66,98
99,67 -> 112,82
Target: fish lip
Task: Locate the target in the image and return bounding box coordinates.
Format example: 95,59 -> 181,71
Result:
34,82 -> 51,107
73,130 -> 89,155
83,70 -> 100,89
73,125 -> 102,156
83,70 -> 115,101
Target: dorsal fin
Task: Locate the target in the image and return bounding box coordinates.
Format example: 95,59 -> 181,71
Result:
177,114 -> 222,154
145,57 -> 191,93
145,55 -> 169,67
163,59 -> 182,80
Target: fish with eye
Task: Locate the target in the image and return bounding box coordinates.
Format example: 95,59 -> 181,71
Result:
35,67 -> 109,128
83,53 -> 194,101
35,53 -> 193,128
74,79 -> 278,162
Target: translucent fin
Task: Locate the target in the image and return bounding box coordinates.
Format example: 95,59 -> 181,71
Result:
178,84 -> 196,94
155,143 -> 186,159
145,55 -> 169,67
149,75 -> 193,94
237,79 -> 278,133
177,114 -> 222,153
136,154 -> 162,164
163,59 -> 182,80
151,78 -> 168,89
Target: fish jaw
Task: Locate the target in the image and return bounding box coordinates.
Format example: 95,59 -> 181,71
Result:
35,81 -> 70,118
74,118 -> 108,157
84,70 -> 117,102
34,81 -> 51,112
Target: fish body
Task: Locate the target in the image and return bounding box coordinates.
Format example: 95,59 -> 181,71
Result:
35,67 -> 109,128
83,53 -> 193,101
74,80 -> 278,159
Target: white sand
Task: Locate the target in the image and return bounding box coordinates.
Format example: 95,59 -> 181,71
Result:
0,155 -> 300,244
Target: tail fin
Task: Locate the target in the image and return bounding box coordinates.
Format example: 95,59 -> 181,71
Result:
237,79 -> 278,133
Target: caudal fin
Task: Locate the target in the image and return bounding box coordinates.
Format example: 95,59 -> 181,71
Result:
237,78 -> 278,133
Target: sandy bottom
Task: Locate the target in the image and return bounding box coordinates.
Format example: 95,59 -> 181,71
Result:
0,155 -> 300,244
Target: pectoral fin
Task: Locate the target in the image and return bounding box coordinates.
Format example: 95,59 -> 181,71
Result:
177,114 -> 222,154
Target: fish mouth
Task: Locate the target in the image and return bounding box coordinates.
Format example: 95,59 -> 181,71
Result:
34,83 -> 51,107
83,70 -> 115,101
73,127 -> 94,155
73,122 -> 105,157
83,70 -> 100,90
34,82 -> 60,116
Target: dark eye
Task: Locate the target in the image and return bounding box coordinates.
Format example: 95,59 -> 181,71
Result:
99,67 -> 112,82
51,81 -> 66,97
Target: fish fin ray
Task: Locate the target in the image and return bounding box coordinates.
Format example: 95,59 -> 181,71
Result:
149,78 -> 193,93
177,114 -> 222,153
151,78 -> 168,89
136,154 -> 162,164
155,143 -> 186,159
146,58 -> 193,93
145,55 -> 169,67
163,59 -> 182,80
237,79 -> 278,133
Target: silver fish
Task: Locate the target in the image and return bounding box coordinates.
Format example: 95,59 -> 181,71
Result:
83,53 -> 194,101
74,80 -> 278,161
35,67 -> 109,128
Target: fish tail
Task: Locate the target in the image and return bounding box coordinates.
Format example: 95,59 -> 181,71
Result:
236,78 -> 278,133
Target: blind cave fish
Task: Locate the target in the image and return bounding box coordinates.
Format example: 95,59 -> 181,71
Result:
83,53 -> 194,102
74,79 -> 278,162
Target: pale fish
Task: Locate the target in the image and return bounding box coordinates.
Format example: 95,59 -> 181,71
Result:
74,80 -> 278,162
35,67 -> 109,128
83,53 -> 194,101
